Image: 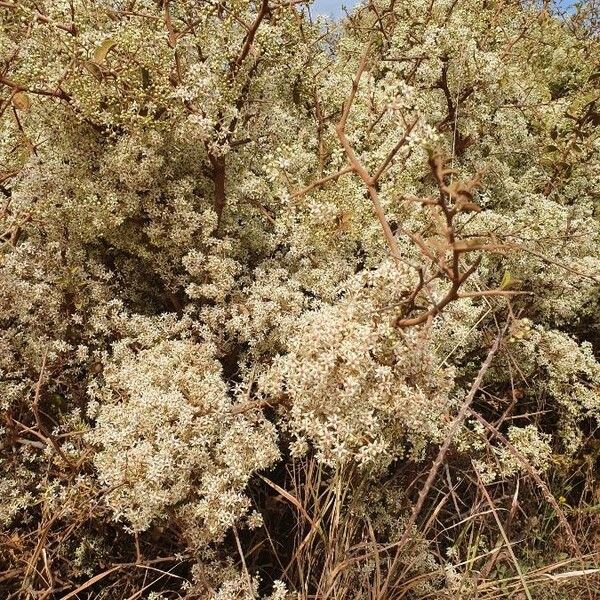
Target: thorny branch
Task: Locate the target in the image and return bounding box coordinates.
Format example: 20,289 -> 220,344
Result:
334,43 -> 521,329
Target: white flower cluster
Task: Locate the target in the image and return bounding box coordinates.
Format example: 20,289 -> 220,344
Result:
88,338 -> 279,539
259,261 -> 454,468
474,425 -> 553,484
510,326 -> 600,454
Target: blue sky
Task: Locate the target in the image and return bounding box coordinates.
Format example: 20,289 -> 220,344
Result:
311,0 -> 359,18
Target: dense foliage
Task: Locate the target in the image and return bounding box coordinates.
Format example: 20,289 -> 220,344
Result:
1,0 -> 599,598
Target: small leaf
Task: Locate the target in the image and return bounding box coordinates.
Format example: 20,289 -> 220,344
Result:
500,270 -> 519,290
12,91 -> 31,111
83,61 -> 104,82
93,38 -> 117,64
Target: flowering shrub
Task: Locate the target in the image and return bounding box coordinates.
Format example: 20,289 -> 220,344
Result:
1,0 -> 599,598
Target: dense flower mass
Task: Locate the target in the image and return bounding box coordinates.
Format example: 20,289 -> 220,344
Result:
1,0 -> 599,598
88,336 -> 279,538
258,260 -> 456,467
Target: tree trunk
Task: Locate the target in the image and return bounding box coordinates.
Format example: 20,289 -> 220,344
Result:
212,156 -> 226,230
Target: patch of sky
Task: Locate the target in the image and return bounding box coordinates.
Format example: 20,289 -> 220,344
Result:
310,0 -> 360,19
309,0 -> 578,20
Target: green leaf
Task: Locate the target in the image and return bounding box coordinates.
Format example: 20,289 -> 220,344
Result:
93,38 -> 117,64
500,270 -> 519,290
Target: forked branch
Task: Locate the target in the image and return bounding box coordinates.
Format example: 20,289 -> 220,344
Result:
334,44 -> 518,327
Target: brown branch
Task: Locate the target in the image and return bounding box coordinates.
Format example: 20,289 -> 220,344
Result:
232,0 -> 269,74
291,166 -> 354,198
242,196 -> 276,225
21,353 -> 75,468
392,156 -> 487,327
379,322 -> 508,597
467,408 -> 586,559
332,47 -> 516,330
335,132 -> 406,265
163,0 -> 178,47
209,154 -> 226,230
336,126 -> 374,185
0,75 -> 70,101
337,43 -> 372,132
393,281 -> 461,328
371,116 -> 419,184
12,106 -> 37,156
0,170 -> 19,184
334,45 -> 407,265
